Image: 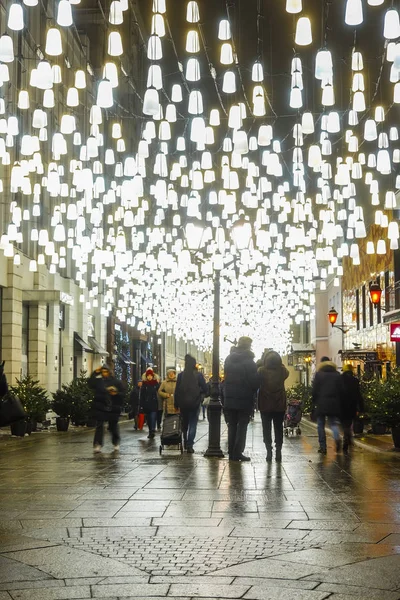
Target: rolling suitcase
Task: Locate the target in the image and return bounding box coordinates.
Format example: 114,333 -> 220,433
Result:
159,413 -> 183,454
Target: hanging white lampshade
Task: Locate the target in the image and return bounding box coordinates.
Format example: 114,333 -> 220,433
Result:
209,108 -> 220,126
222,70 -> 236,93
0,35 -> 14,62
251,61 -> 264,82
66,87 -> 79,106
321,84 -> 335,106
352,90 -> 365,111
368,0 -> 383,4
327,111 -> 340,133
109,1 -> 123,25
43,89 -> 55,107
286,0 -> 302,13
147,34 -> 162,60
74,69 -> 86,89
364,119 -> 377,140
186,57 -> 200,81
188,90 -> 203,114
18,90 -> 29,109
186,30 -> 200,53
375,105 -> 385,121
171,84 -> 182,102
218,19 -> 231,40
351,51 -> 363,71
384,9 -> 400,39
8,3 -> 24,30
220,42 -> 234,65
103,62 -> 118,87
165,104 -> 177,122
301,112 -> 314,134
345,0 -> 363,25
290,88 -> 303,109
151,13 -> 165,36
143,87 -> 160,115
97,78 -> 113,108
352,72 -> 364,91
45,28 -> 63,55
152,0 -> 166,13
147,64 -> 163,89
390,126 -> 399,141
315,49 -> 333,80
108,31 -> 123,56
57,0 -> 73,26
295,17 -> 312,46
186,1 -> 200,23
52,64 -> 62,83
376,239 -> 386,254
366,241 -> 375,254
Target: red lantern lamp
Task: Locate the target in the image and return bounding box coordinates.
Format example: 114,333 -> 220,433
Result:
369,281 -> 382,306
328,307 -> 338,326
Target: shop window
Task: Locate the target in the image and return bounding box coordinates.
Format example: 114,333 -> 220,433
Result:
377,275 -> 382,324
356,289 -> 360,331
21,304 -> 29,377
362,285 -> 366,329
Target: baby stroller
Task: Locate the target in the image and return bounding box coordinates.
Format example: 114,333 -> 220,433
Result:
284,400 -> 302,436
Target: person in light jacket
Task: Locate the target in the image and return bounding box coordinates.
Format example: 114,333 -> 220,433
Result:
158,369 -> 178,416
258,351 -> 289,462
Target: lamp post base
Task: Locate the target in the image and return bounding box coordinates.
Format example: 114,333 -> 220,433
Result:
204,399 -> 224,458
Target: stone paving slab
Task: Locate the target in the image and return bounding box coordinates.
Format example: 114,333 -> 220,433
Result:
2,419 -> 400,599
2,546 -> 139,579
8,587 -> 91,600
91,584 -> 169,597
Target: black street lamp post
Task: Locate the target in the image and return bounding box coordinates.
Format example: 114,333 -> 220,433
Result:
204,270 -> 224,458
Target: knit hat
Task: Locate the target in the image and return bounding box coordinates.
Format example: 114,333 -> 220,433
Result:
237,336 -> 252,349
145,368 -> 154,377
321,356 -> 330,362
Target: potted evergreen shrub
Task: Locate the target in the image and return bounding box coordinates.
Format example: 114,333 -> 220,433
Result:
10,376 -> 49,435
376,372 -> 400,448
52,387 -> 73,431
68,371 -> 94,426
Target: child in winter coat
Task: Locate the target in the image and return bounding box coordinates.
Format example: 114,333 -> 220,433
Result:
139,368 -> 160,439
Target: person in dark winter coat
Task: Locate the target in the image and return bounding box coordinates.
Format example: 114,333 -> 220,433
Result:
139,368 -> 160,439
223,337 -> 259,461
174,354 -> 208,453
0,361 -> 8,398
312,356 -> 343,454
88,365 -> 125,453
341,364 -> 364,453
258,351 -> 289,462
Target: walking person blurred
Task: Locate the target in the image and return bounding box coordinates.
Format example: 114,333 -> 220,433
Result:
258,351 -> 289,462
158,368 -> 178,416
174,355 -> 208,453
312,356 -> 343,455
139,368 -> 160,439
341,364 -> 364,454
223,337 -> 259,462
88,364 -> 125,453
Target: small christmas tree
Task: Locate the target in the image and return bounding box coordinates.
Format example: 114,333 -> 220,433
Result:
11,375 -> 49,422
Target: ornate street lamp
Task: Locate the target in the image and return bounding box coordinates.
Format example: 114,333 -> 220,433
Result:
369,281 -> 382,307
328,307 -> 349,334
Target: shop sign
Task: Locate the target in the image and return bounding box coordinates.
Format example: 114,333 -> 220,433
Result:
390,323 -> 400,342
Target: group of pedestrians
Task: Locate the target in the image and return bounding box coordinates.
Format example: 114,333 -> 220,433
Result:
312,357 -> 364,455
88,341 -> 364,460
89,354 -> 208,454
223,336 -> 289,462
223,339 -> 364,462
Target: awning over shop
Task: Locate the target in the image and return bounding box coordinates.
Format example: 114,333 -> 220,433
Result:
88,337 -> 109,357
74,332 -> 92,352
117,353 -> 135,365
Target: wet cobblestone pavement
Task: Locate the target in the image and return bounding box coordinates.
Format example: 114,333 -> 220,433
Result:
1,417 -> 400,599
